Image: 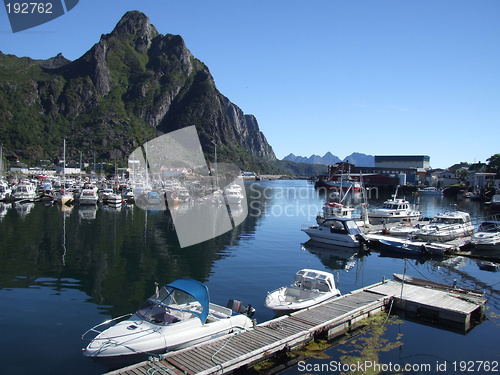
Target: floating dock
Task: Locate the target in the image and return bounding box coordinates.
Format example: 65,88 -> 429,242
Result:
107,276 -> 486,375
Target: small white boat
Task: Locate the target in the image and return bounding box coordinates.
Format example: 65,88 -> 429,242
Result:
368,187 -> 421,224
106,193 -> 123,207
79,188 -> 99,205
471,221 -> 500,251
302,217 -> 368,248
100,188 -> 114,202
82,278 -> 255,368
265,269 -> 341,316
0,180 -> 12,201
415,210 -> 474,242
417,186 -> 443,195
12,182 -> 37,202
223,184 -> 244,204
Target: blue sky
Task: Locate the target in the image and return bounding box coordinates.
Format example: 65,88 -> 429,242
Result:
1,0 -> 499,169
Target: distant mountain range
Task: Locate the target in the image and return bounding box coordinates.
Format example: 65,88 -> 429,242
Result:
283,152 -> 374,167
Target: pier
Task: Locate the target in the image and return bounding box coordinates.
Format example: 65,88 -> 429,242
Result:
107,276 -> 486,375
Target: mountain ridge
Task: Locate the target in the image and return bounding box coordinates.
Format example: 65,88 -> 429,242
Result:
283,152 -> 374,167
0,11 -> 277,172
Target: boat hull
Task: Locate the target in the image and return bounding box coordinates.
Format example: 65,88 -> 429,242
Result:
265,288 -> 340,316
302,226 -> 360,247
83,309 -> 253,368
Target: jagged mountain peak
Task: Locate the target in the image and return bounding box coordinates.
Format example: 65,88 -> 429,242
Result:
109,11 -> 159,53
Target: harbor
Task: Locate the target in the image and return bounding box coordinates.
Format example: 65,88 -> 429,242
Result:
0,180 -> 499,375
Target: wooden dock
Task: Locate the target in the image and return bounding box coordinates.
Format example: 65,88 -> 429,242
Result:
107,277 -> 486,375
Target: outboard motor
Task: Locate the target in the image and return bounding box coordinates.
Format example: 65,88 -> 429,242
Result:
227,299 -> 255,318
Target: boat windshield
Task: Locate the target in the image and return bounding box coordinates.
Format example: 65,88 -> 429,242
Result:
136,286 -> 201,325
479,222 -> 500,232
345,220 -> 361,235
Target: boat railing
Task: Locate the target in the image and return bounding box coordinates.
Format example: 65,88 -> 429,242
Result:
81,313 -> 132,340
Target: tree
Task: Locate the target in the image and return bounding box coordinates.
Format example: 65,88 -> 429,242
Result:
486,154 -> 500,173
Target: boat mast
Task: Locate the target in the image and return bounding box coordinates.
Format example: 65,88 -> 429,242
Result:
63,139 -> 66,190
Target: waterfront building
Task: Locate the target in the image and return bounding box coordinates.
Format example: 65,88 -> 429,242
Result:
374,155 -> 430,170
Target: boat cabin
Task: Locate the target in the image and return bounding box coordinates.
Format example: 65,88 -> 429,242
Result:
323,217 -> 362,235
430,211 -> 471,225
478,221 -> 500,233
294,269 -> 336,293
382,199 -> 410,211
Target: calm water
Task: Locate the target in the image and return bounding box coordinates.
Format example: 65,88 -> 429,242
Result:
0,180 -> 499,375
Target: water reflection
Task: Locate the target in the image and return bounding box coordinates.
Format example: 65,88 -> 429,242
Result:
0,180 -> 499,375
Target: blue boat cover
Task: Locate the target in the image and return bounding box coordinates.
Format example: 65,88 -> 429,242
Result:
166,278 -> 210,323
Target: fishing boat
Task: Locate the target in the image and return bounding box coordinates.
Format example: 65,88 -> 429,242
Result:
471,220 -> 500,251
368,186 -> 421,224
82,278 -> 255,368
265,269 -> 341,316
415,210 -> 474,242
302,217 -> 368,248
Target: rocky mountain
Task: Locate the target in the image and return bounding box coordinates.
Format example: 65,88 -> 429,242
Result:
283,152 -> 374,167
0,11 -> 276,172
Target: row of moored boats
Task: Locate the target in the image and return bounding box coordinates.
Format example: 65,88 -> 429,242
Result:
300,186 -> 500,255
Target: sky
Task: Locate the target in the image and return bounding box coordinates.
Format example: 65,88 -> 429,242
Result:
1,0 -> 499,169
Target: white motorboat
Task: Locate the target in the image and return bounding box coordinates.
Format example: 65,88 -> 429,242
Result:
106,193 -> 123,207
175,187 -> 190,202
82,278 -> 255,368
368,187 -> 421,224
415,211 -> 474,242
0,180 -> 12,201
471,221 -> 500,251
417,186 -> 443,195
265,269 -> 341,316
79,188 -> 99,205
100,188 -> 114,202
12,182 -> 37,202
223,184 -> 244,204
302,217 -> 368,248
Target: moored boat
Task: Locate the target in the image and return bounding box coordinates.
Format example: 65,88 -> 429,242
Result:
79,188 -> 99,205
12,182 -> 37,202
302,217 -> 368,248
82,278 -> 255,368
415,210 -> 474,242
368,186 -> 421,224
417,186 -> 443,195
471,220 -> 500,252
265,269 -> 341,316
